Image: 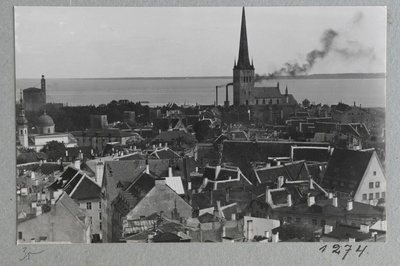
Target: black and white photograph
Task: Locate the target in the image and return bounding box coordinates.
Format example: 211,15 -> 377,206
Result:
15,6 -> 386,244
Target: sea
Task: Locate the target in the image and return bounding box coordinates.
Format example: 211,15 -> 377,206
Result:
15,76 -> 386,108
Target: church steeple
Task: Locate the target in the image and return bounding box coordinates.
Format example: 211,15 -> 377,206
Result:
236,7 -> 253,70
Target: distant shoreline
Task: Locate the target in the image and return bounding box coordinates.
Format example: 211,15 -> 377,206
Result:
18,73 -> 386,80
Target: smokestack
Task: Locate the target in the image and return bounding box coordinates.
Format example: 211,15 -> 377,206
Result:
215,86 -> 218,106
247,220 -> 253,241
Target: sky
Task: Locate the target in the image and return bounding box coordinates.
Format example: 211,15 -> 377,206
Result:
14,6 -> 386,79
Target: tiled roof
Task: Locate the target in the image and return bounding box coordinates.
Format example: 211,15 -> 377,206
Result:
253,86 -> 282,98
64,174 -> 83,195
69,176 -> 101,201
325,224 -> 384,241
222,141 -> 329,177
152,131 -> 197,144
165,176 -> 185,195
270,190 -> 289,205
322,149 -> 374,194
292,147 -> 330,162
254,161 -> 310,184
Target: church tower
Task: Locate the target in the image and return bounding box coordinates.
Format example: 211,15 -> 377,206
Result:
233,7 -> 255,106
17,90 -> 29,148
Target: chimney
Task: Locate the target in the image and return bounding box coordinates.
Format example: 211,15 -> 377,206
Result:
332,196 -> 338,207
195,166 -> 199,173
346,199 -> 353,211
30,171 -> 36,180
225,187 -> 231,202
159,143 -> 162,148
31,238 -> 36,243
247,220 -> 253,241
65,150 -> 69,158
360,224 -> 370,233
222,225 -> 226,238
264,231 -> 270,239
148,233 -> 154,243
215,165 -> 221,179
160,211 -> 164,219
287,194 -> 292,207
216,200 -> 221,211
272,232 -> 279,243
209,189 -> 213,205
165,142 -> 168,148
265,186 -> 271,204
231,213 -> 236,221
307,195 -> 315,207
74,159 -> 81,169
146,159 -> 150,174
78,150 -> 83,160
324,225 -> 333,234
277,176 -> 284,188
328,192 -> 333,199
309,177 -> 314,189
168,165 -> 173,177
95,160 -> 104,185
266,162 -> 271,168
349,237 -> 356,242
277,161 -> 281,166
51,199 -> 56,205
152,144 -> 156,150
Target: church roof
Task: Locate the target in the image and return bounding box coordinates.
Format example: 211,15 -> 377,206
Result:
253,87 -> 282,99
36,112 -> 55,127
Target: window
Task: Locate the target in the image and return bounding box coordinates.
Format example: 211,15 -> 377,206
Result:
362,194 -> 367,200
369,182 -> 374,189
263,99 -> 266,104
375,181 -> 380,188
99,202 -> 101,209
89,216 -> 92,224
277,99 -> 280,104
376,192 -> 380,199
87,202 -> 92,210
256,99 -> 258,105
99,212 -> 102,220
382,192 -> 386,198
99,222 -> 102,231
373,171 -> 377,176
369,193 -> 373,200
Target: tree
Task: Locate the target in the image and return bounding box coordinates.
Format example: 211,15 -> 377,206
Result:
40,140 -> 66,162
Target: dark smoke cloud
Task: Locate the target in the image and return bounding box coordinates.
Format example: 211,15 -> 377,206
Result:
267,29 -> 338,78
255,12 -> 376,80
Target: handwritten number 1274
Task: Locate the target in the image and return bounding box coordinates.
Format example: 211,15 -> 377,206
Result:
319,244 -> 367,260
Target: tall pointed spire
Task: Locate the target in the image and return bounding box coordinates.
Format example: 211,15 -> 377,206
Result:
236,7 -> 253,69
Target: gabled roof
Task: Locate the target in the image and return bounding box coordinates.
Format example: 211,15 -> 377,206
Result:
333,102 -> 351,113
202,165 -> 252,190
165,176 -> 185,195
254,161 -> 310,184
150,147 -> 181,160
321,149 -> 376,194
69,176 -> 101,201
103,160 -> 169,203
253,86 -> 283,99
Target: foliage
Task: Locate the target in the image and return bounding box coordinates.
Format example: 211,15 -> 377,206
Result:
40,140 -> 66,161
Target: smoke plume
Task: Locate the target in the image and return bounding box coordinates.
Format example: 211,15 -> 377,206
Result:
256,12 -> 377,80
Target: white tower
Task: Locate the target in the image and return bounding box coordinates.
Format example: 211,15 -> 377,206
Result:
17,90 -> 29,148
